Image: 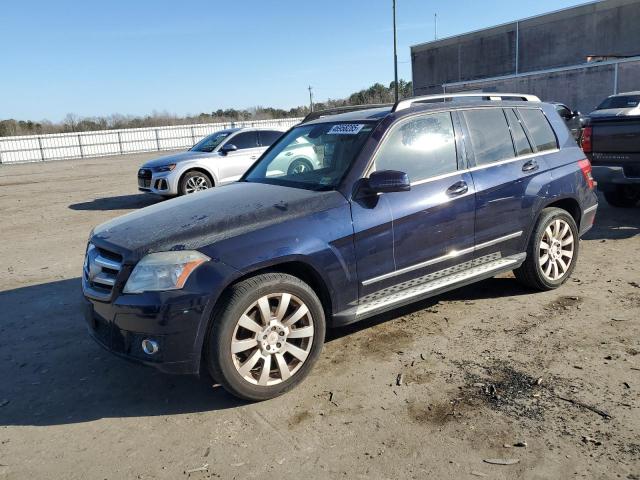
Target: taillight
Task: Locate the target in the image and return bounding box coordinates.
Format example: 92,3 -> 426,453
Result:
578,158 -> 595,189
581,126 -> 592,153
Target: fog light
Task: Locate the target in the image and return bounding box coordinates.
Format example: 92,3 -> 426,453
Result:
141,339 -> 159,355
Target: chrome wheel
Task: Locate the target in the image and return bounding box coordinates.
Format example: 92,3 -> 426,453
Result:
185,175 -> 210,194
231,293 -> 314,386
539,218 -> 574,281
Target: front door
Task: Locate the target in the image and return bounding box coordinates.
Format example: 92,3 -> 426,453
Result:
351,111 -> 475,313
217,131 -> 263,183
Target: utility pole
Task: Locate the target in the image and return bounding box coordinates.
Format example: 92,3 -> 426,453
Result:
308,85 -> 314,112
434,13 -> 438,40
393,0 -> 399,103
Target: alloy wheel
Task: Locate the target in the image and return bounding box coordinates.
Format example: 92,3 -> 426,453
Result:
230,293 -> 314,386
539,218 -> 574,281
185,175 -> 210,194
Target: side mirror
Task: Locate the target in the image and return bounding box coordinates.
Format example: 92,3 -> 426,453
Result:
220,143 -> 238,155
572,110 -> 581,118
367,170 -> 411,193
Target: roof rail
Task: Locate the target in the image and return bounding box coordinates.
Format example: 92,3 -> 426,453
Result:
300,103 -> 393,123
393,93 -> 541,112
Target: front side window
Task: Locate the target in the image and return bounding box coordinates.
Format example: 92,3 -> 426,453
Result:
518,108 -> 558,152
244,122 -> 374,190
463,108 -> 515,166
190,131 -> 231,152
226,131 -> 258,150
373,112 -> 457,183
259,130 -> 283,147
505,108 -> 533,156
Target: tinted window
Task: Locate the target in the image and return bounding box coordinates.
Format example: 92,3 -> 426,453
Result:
259,130 -> 283,147
463,108 -> 515,166
227,131 -> 258,150
518,109 -> 557,152
505,108 -> 533,156
554,104 -> 571,119
373,112 -> 457,183
596,94 -> 640,109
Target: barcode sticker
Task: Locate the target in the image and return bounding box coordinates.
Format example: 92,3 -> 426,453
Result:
327,124 -> 365,135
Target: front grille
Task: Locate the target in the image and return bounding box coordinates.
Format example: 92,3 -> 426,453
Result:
83,244 -> 123,300
138,169 -> 152,189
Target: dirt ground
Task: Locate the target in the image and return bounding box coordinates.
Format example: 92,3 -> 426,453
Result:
0,152 -> 639,480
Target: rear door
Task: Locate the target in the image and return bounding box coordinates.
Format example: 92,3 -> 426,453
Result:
354,111 -> 475,303
217,131 -> 261,183
461,106 -> 554,259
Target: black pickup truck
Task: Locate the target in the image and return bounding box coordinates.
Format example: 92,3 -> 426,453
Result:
582,92 -> 640,207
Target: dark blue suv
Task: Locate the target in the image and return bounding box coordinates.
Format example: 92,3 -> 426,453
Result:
83,94 -> 598,400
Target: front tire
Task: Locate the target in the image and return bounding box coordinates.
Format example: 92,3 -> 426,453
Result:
603,186 -> 640,208
205,273 -> 326,401
179,171 -> 212,195
514,208 -> 579,291
287,159 -> 314,175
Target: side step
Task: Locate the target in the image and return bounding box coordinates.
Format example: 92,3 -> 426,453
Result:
355,253 -> 525,320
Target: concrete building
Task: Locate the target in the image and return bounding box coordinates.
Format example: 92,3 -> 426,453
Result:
410,0 -> 640,114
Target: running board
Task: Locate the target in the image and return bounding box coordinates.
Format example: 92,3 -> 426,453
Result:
355,253 -> 526,320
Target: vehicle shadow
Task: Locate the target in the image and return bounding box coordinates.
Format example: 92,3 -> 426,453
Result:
583,193 -> 640,240
0,278 -> 244,427
68,194 -> 164,211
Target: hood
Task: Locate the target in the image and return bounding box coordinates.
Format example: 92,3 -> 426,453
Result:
588,107 -> 640,119
92,182 -> 346,258
141,151 -> 217,168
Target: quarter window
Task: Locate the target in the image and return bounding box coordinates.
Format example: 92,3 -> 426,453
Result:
373,112 -> 458,183
227,131 -> 258,150
462,108 -> 515,166
505,108 -> 533,156
518,109 -> 558,152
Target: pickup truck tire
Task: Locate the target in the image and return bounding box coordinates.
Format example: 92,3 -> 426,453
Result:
514,208 -> 579,291
205,273 -> 325,401
603,186 -> 640,208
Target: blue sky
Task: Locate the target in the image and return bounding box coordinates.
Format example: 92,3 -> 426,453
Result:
0,0 -> 586,122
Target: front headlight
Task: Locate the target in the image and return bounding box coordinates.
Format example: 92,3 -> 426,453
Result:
123,251 -> 209,293
153,163 -> 177,172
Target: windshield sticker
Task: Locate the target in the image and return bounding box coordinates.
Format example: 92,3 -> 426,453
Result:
327,124 -> 365,135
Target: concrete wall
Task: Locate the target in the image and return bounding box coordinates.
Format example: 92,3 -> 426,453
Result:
441,59 -> 640,114
411,0 -> 640,109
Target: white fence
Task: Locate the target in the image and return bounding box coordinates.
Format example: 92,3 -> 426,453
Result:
0,118 -> 303,164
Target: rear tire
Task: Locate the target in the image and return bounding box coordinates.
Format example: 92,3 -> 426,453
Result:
603,186 -> 640,208
205,273 -> 326,401
514,207 -> 579,291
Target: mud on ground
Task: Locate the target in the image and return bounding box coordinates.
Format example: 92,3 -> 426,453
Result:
0,153 -> 639,479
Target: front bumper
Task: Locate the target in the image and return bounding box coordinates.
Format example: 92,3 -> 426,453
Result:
82,252 -> 240,375
137,170 -> 179,196
591,165 -> 640,191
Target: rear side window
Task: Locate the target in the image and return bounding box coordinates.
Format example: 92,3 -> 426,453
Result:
374,112 -> 457,183
462,108 -> 515,166
227,131 -> 258,150
518,109 -> 558,152
259,130 -> 283,147
505,108 -> 533,156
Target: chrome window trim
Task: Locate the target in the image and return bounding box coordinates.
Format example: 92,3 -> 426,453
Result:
408,149 -> 559,187
362,230 -> 523,286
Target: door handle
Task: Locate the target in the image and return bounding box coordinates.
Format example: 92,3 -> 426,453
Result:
446,181 -> 468,196
522,159 -> 539,172
250,156 -> 257,160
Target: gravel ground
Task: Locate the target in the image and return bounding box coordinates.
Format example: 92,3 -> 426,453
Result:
0,152 -> 639,480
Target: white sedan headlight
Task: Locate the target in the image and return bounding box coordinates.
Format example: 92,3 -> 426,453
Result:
123,251 -> 209,293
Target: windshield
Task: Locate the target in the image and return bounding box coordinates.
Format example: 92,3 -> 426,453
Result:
243,122 -> 375,190
190,131 -> 232,152
596,95 -> 640,110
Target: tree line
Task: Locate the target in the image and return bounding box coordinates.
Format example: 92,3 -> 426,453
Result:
0,80 -> 412,137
